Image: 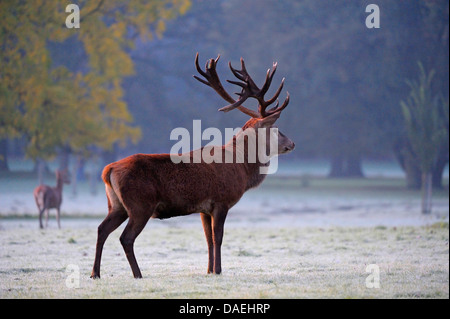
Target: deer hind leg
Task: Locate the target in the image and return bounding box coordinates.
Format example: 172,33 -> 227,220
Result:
35,192 -> 45,229
91,195 -> 128,279
200,213 -> 214,274
119,212 -> 151,279
38,208 -> 45,229
44,209 -> 49,228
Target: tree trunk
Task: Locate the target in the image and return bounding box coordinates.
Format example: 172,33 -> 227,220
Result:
329,155 -> 344,177
37,159 -> 46,185
421,172 -> 432,214
72,155 -> 82,197
329,154 -> 364,178
0,139 -> 9,172
404,158 -> 422,189
87,156 -> 100,195
345,154 -> 364,177
432,143 -> 449,189
58,146 -> 71,171
393,139 -> 422,189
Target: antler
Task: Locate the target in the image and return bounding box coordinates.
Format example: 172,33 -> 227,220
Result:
194,53 -> 289,118
223,58 -> 290,118
194,53 -> 259,118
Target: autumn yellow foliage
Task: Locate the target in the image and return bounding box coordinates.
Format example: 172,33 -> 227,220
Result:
0,0 -> 191,159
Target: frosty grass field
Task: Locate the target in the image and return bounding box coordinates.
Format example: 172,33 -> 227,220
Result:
0,165 -> 449,299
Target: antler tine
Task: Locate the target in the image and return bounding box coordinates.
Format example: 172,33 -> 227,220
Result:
194,53 -> 289,118
193,53 -> 259,118
260,62 -> 278,96
277,91 -> 290,112
217,58 -> 256,113
223,57 -> 288,118
194,52 -> 207,77
228,60 -> 245,81
265,77 -> 284,105
226,79 -> 247,89
193,53 -> 212,87
265,91 -> 290,116
194,53 -> 234,103
219,58 -> 265,113
229,58 -> 259,90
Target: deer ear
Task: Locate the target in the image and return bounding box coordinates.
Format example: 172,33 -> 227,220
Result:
259,111 -> 281,128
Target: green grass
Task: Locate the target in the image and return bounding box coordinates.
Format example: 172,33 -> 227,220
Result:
0,223 -> 448,298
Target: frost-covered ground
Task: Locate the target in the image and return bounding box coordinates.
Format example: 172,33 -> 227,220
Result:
0,173 -> 449,298
0,222 -> 448,298
1,173 -> 448,227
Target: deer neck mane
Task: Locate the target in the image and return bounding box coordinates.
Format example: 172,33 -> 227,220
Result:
56,175 -> 64,191
224,121 -> 270,190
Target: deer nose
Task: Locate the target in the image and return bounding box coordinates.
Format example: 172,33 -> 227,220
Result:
284,142 -> 295,152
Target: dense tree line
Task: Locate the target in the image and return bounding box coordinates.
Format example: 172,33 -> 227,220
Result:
0,0 -> 190,175
123,0 -> 448,186
1,0 -> 448,190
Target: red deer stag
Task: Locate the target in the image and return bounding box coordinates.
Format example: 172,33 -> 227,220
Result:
91,53 -> 294,279
33,169 -> 71,229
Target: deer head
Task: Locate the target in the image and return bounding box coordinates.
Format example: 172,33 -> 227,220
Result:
194,53 -> 295,158
56,169 -> 71,186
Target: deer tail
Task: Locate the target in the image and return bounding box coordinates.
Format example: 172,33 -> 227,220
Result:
101,164 -> 113,187
35,190 -> 45,210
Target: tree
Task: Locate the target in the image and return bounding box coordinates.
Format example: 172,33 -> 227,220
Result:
400,62 -> 447,214
0,0 -> 191,172
95,0 -> 448,188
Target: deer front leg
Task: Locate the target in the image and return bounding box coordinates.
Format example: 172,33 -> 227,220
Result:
56,208 -> 61,229
44,209 -> 49,228
212,205 -> 228,275
200,213 -> 214,274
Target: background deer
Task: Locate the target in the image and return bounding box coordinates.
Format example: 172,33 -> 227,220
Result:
91,53 -> 295,279
33,169 -> 71,229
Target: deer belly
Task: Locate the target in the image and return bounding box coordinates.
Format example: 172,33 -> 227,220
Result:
151,200 -> 214,220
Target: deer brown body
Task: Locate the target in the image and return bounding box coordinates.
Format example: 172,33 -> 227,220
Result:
33,169 -> 70,229
91,54 -> 294,279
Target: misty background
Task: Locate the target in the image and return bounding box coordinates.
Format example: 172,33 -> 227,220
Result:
1,0 -> 449,189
